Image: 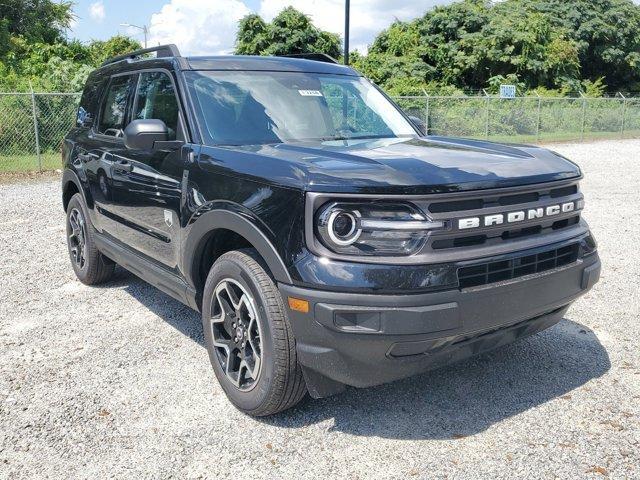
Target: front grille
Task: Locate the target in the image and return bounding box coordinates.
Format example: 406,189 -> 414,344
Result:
420,181 -> 583,252
457,244 -> 579,289
431,215 -> 581,250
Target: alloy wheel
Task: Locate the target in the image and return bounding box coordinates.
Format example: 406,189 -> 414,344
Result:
209,279 -> 263,391
68,207 -> 87,269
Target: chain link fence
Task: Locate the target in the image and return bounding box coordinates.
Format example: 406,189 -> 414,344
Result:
0,92 -> 80,173
1,92 -> 640,173
394,95 -> 640,143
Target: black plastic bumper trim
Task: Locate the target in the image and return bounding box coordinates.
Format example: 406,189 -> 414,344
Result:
279,253 -> 600,396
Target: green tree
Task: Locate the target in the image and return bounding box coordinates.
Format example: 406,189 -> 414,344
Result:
0,0 -> 74,44
88,36 -> 142,65
235,7 -> 341,58
359,0 -> 640,95
0,0 -> 141,93
532,0 -> 640,90
236,14 -> 269,55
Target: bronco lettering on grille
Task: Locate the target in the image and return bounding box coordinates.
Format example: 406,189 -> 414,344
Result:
458,202 -> 575,230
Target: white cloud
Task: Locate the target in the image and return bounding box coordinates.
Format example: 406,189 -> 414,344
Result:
148,0 -> 251,55
89,1 -> 105,23
259,0 -> 450,53
146,0 -> 447,56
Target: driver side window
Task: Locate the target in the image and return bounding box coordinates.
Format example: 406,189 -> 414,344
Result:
98,75 -> 134,137
133,71 -> 180,141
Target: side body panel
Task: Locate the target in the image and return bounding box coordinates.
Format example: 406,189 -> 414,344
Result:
182,146 -> 306,294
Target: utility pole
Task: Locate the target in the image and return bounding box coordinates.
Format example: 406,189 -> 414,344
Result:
344,0 -> 350,65
120,23 -> 148,48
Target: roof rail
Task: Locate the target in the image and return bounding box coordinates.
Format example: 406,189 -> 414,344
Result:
279,53 -> 340,64
101,44 -> 181,67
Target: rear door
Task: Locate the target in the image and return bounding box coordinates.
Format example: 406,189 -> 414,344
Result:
101,70 -> 188,271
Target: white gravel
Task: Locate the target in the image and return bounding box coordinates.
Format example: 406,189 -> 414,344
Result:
0,139 -> 639,479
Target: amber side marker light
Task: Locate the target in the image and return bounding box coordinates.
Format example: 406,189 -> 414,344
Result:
288,297 -> 310,313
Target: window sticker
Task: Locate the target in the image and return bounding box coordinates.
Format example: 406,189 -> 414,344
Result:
298,89 -> 323,97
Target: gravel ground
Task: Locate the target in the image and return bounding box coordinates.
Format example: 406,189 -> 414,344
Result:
1,139 -> 639,479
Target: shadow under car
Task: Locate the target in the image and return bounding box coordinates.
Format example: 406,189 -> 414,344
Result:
114,267 -> 610,440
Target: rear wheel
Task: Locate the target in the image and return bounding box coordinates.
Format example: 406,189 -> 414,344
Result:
202,249 -> 307,416
66,193 -> 115,285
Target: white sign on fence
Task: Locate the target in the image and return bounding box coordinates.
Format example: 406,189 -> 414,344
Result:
500,84 -> 516,98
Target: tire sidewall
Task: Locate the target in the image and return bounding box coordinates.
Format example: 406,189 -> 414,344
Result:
201,254 -> 279,412
66,194 -> 92,280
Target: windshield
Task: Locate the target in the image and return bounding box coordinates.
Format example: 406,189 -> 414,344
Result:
185,70 -> 417,146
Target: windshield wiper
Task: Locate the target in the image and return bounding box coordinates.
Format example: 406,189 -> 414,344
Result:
319,134 -> 399,141
318,135 -> 350,141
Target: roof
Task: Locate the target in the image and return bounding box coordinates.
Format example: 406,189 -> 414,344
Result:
185,55 -> 359,76
96,43 -> 360,77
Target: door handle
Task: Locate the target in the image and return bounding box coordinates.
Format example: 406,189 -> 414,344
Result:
115,160 -> 133,172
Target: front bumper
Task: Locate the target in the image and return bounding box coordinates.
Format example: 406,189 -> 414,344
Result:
279,252 -> 600,398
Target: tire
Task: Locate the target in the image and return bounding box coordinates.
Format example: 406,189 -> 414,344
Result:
66,193 -> 115,285
201,249 -> 307,416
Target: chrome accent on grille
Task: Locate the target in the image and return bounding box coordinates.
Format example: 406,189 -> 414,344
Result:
359,218 -> 445,230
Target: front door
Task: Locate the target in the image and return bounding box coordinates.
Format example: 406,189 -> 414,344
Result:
97,70 -> 189,271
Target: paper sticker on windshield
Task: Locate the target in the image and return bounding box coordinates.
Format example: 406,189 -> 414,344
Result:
298,89 -> 323,97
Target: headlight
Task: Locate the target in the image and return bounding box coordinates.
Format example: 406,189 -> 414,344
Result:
315,201 -> 445,256
326,209 -> 362,246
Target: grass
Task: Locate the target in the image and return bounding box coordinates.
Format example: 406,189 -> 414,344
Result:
471,129 -> 640,145
0,152 -> 62,173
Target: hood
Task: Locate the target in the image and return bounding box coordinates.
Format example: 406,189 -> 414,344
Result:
198,136 -> 581,194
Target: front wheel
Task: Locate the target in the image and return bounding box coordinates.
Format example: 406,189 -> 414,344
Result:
201,249 -> 306,416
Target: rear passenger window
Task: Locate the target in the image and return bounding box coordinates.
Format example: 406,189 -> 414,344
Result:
133,72 -> 180,140
98,75 -> 134,137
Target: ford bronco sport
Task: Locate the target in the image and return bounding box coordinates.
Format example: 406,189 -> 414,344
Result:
62,45 -> 600,416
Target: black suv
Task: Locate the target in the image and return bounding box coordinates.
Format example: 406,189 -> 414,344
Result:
62,45 -> 600,416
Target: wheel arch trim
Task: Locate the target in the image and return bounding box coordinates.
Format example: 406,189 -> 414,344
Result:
183,209 -> 293,288
62,168 -> 91,212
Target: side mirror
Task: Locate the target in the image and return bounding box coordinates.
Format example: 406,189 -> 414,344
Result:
123,119 -> 168,150
408,115 -> 427,136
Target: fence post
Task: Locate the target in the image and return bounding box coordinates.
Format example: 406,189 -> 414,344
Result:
29,81 -> 42,171
618,93 -> 627,139
580,93 -> 587,142
535,92 -> 541,143
483,89 -> 490,139
422,89 -> 430,136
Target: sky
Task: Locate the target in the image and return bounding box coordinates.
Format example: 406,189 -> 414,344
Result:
67,0 -> 454,55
